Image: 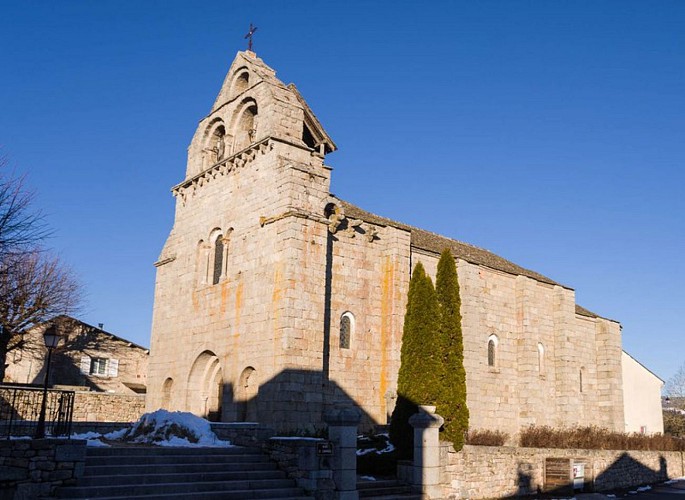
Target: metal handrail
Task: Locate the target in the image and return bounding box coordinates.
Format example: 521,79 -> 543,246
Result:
0,385 -> 75,438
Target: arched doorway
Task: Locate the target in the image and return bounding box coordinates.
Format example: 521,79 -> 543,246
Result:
237,366 -> 258,422
187,351 -> 223,421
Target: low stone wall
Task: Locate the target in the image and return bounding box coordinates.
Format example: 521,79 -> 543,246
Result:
72,392 -> 145,422
70,421 -> 131,436
266,437 -> 334,495
209,422 -> 275,447
442,444 -> 685,499
0,438 -> 86,499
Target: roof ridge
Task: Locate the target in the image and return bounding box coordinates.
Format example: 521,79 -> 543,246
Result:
334,196 -> 560,286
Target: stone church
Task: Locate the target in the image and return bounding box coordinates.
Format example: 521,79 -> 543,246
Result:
147,50 -> 661,436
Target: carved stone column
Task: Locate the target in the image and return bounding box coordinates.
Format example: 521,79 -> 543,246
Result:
324,406 -> 361,500
409,405 -> 444,499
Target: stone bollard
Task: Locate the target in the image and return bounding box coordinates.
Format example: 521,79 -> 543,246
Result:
323,406 -> 362,500
409,405 -> 444,500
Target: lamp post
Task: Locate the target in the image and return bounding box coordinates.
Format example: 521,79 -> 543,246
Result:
34,325 -> 60,439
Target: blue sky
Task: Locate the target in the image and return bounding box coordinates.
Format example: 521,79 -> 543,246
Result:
1,1 -> 683,382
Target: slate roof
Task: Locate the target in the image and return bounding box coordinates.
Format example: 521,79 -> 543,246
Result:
336,197 -> 603,320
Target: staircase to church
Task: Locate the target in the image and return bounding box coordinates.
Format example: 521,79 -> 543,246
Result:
55,446 -> 313,499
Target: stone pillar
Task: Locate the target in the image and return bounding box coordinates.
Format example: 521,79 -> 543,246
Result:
409,405 -> 444,500
323,406 -> 361,500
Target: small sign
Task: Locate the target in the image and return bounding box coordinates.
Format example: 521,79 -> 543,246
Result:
573,462 -> 586,491
317,441 -> 333,456
573,463 -> 585,479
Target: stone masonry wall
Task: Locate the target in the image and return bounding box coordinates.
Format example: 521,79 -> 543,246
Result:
413,252 -> 624,438
0,439 -> 86,499
72,392 -> 145,422
442,444 -> 684,499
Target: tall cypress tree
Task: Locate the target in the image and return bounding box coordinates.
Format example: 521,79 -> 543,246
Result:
390,262 -> 441,458
435,248 -> 469,450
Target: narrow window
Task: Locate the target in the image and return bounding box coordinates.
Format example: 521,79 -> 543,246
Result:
537,343 -> 545,374
212,234 -> 224,285
340,312 -> 354,349
579,368 -> 584,393
487,335 -> 498,367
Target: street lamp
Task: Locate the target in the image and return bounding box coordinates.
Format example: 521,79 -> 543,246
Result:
34,325 -> 61,439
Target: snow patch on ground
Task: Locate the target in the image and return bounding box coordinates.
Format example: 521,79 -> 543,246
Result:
72,410 -> 233,447
636,485 -> 651,492
360,475 -> 376,481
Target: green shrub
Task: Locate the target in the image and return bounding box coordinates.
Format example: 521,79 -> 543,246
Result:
435,249 -> 468,450
389,263 -> 441,458
664,409 -> 685,438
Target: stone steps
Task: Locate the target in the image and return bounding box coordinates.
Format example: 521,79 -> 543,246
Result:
55,446 -> 313,499
357,478 -> 421,499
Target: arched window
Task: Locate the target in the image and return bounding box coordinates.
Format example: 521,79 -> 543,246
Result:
161,378 -> 174,409
487,334 -> 498,367
537,343 -> 545,374
212,234 -> 224,285
238,366 -> 257,422
231,69 -> 250,95
233,101 -> 258,152
340,312 -> 354,349
202,119 -> 228,170
579,368 -> 585,393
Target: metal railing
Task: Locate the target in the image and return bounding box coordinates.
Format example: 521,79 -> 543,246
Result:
0,385 -> 75,438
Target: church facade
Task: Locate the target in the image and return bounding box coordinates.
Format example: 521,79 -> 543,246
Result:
147,50 -> 656,436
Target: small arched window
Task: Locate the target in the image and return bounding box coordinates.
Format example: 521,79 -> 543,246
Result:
340,312 -> 354,349
232,70 -> 249,95
487,334 -> 498,367
537,343 -> 545,374
161,378 -> 174,410
212,234 -> 224,285
233,102 -> 258,152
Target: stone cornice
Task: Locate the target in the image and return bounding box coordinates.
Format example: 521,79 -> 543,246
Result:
171,136 -> 315,203
259,209 -> 328,228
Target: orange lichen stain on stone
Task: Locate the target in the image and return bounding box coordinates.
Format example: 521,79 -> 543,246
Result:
191,289 -> 200,312
220,279 -> 230,315
272,262 -> 284,359
233,279 -> 243,343
379,256 -> 394,418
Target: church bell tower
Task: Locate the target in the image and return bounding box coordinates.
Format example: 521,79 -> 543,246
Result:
147,49 -> 339,428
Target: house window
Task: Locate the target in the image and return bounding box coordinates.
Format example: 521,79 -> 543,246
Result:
90,358 -> 108,376
81,356 -> 119,377
487,334 -> 498,367
340,312 -> 354,349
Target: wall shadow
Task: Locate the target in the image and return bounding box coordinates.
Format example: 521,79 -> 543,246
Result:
211,368 -> 376,433
594,452 -> 668,492
501,452 -> 670,498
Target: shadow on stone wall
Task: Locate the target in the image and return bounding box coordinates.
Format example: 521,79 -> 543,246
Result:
594,452 -> 668,491
499,451 -> 671,498
214,368 -> 376,433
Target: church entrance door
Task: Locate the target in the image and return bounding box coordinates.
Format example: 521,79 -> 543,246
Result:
187,351 -> 223,421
